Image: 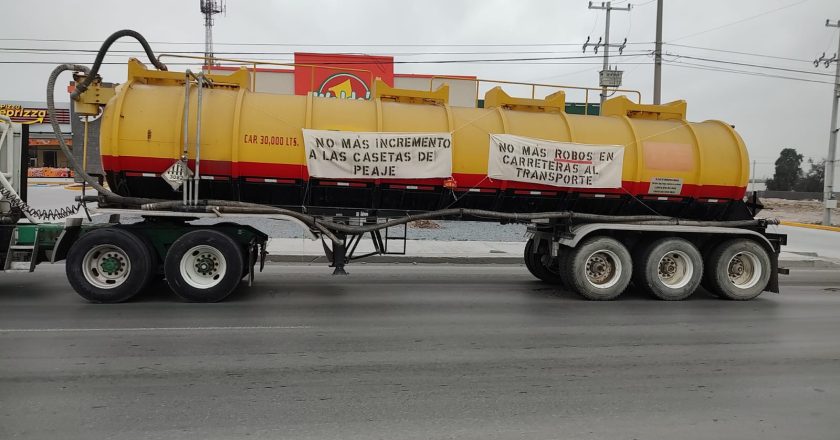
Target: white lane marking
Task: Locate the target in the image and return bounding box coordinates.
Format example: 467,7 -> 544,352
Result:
0,326 -> 311,333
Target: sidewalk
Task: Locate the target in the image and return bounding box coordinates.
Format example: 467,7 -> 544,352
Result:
266,238 -> 840,268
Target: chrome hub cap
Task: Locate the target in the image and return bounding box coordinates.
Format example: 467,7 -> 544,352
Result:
585,250 -> 622,289
728,251 -> 761,289
179,245 -> 227,289
657,250 -> 693,289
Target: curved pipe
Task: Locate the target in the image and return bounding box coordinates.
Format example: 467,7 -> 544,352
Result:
70,29 -> 167,100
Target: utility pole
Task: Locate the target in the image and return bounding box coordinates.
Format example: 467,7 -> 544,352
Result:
653,0 -> 663,104
585,1 -> 631,106
200,0 -> 226,66
751,160 -> 757,194
815,19 -> 840,226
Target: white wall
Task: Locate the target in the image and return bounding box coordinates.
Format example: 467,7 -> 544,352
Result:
253,71 -> 295,94
394,77 -> 477,108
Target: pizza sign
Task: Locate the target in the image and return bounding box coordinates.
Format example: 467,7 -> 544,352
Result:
0,103 -> 70,125
0,104 -> 47,124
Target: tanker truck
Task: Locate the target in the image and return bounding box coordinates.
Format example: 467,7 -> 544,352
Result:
34,31 -> 784,303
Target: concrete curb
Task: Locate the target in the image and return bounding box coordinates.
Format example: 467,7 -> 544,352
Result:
780,221 -> 840,233
265,254 -> 840,268
780,259 -> 840,269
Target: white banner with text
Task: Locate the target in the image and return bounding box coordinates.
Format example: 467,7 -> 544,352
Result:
303,129 -> 452,179
488,134 -> 624,188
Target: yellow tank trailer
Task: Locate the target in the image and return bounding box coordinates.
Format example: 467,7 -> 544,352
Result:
99,60 -> 748,219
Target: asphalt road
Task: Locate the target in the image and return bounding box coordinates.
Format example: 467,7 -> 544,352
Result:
1,264 -> 839,440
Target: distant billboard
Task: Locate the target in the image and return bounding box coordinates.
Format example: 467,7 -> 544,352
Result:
294,53 -> 394,100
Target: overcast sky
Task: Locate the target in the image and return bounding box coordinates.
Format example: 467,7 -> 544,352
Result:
1,0 -> 837,178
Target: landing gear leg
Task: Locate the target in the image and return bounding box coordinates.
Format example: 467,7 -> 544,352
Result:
322,233 -> 349,275
332,237 -> 349,275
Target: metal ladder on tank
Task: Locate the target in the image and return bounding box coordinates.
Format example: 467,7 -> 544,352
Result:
180,70 -> 214,206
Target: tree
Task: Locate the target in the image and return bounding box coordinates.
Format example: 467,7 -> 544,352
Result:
765,148 -> 803,191
794,159 -> 824,192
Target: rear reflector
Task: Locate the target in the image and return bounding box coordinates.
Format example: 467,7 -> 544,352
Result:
320,181 -> 366,188
389,184 -> 435,191
513,190 -> 558,196
244,177 -> 296,184
642,195 -> 682,202
579,193 -> 620,199
457,187 -> 496,193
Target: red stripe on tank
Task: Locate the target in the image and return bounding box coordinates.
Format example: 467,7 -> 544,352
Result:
103,155 -> 746,200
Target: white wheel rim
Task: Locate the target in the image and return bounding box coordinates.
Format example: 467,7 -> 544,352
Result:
585,249 -> 622,289
179,245 -> 227,289
82,244 -> 131,289
727,251 -> 762,290
657,250 -> 694,289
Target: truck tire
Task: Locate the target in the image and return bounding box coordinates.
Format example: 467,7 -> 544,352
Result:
524,238 -> 564,285
634,238 -> 703,301
65,228 -> 154,303
562,236 -> 632,300
704,238 -> 771,300
164,229 -> 244,302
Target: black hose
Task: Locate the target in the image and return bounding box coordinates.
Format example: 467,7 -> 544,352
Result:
70,29 -> 167,100
164,204 -> 773,235
47,64 -> 160,206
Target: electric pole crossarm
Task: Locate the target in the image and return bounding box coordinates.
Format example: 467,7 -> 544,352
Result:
587,1 -> 631,11
587,1 -> 631,106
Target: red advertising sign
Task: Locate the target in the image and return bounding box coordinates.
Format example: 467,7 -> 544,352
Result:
0,103 -> 70,125
294,53 -> 394,100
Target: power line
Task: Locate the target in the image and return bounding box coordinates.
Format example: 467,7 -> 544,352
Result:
669,0 -> 813,42
0,37 -> 654,48
0,53 -> 649,65
0,50 -> 832,85
663,59 -> 835,85
0,60 -> 658,66
664,52 -> 837,77
0,47 -> 654,57
664,43 -> 812,64
5,41 -> 816,68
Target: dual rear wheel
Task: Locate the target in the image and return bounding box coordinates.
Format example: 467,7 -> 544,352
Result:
67,228 -> 245,303
163,230 -> 244,303
524,236 -> 771,301
66,228 -> 156,303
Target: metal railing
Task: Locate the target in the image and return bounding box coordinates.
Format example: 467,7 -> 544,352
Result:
423,75 -> 642,114
159,54 -> 376,94
159,54 -> 641,113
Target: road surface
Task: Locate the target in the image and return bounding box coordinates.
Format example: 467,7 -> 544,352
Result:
1,264 -> 839,440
